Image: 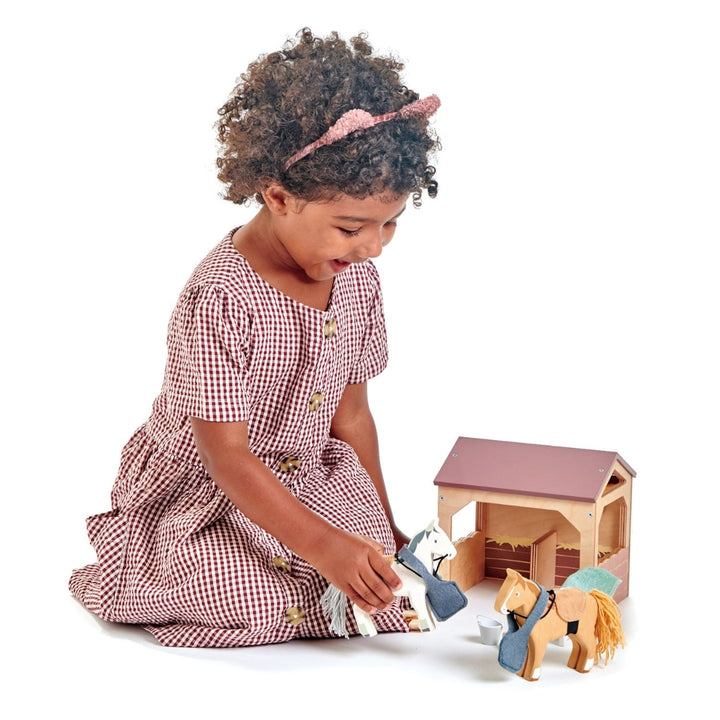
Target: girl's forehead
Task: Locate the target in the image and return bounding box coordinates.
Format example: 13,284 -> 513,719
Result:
317,192 -> 409,220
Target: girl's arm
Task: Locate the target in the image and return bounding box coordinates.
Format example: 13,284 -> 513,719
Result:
330,381 -> 410,551
190,417 -> 401,615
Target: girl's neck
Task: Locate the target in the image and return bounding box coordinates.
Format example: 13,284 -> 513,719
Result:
232,209 -> 334,311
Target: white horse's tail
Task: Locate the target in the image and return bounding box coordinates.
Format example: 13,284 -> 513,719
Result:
321,584 -> 350,638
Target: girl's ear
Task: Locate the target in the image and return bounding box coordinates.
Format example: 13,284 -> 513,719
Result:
261,184 -> 298,216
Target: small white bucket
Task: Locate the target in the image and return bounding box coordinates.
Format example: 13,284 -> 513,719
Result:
477,615 -> 503,645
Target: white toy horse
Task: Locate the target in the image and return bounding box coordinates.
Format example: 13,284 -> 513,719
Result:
321,519 -> 465,638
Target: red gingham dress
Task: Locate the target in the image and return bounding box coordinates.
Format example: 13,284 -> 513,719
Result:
69,230 -> 408,647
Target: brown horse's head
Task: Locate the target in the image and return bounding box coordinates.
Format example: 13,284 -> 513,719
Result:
494,568 -> 540,616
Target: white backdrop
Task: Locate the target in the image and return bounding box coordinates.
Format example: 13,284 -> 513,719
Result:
2,0 -> 717,715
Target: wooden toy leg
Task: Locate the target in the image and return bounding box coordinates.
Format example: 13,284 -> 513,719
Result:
406,585 -> 435,632
352,604 -> 378,637
522,638 -> 548,681
568,599 -> 599,672
568,629 -> 596,673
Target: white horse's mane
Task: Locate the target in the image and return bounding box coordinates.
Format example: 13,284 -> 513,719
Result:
407,528 -> 430,553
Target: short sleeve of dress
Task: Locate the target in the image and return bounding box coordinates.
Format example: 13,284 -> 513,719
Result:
347,264 -> 389,385
165,284 -> 250,422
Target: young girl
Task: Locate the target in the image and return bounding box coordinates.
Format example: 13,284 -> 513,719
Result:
69,28 -> 440,648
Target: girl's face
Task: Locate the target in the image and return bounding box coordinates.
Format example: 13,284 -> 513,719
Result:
269,190 -> 409,282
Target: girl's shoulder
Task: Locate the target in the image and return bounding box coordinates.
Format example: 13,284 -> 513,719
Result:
179,229 -> 255,306
185,229 -> 244,285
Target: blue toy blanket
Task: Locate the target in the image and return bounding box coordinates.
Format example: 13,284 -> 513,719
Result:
498,583 -> 549,673
395,546 -> 468,622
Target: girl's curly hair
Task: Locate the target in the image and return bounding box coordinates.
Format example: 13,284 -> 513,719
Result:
216,29 -> 440,207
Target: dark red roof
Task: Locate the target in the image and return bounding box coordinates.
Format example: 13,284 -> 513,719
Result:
433,437 -> 635,503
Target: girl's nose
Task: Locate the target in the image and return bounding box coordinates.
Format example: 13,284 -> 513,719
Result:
358,235 -> 382,259
357,227 -> 392,259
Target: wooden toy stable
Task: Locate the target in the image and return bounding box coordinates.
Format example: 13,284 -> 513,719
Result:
435,437 -> 635,601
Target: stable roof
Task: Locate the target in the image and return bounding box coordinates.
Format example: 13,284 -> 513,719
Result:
433,437 -> 636,503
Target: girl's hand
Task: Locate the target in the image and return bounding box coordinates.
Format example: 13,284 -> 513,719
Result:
308,528 -> 402,615
190,417 -> 403,614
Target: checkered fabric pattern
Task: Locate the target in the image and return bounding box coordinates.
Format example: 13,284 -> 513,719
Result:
69,231 -> 408,647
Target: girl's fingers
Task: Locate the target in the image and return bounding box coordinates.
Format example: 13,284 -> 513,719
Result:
321,532 -> 403,613
347,581 -> 390,615
350,558 -> 402,612
367,549 -> 402,592
346,588 -> 379,615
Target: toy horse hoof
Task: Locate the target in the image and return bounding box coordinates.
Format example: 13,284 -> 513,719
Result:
359,623 -> 378,638
354,612 -> 378,637
583,658 -> 594,672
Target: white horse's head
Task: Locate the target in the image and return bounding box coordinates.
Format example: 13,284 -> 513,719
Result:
408,519 -> 457,562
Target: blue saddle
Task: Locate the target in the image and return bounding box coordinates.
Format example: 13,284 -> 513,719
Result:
498,582 -> 550,673
395,546 -> 468,622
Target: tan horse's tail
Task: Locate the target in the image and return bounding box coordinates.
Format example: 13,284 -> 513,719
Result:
590,590 -> 626,663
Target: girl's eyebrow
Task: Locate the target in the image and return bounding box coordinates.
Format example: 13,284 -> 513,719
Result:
333,206 -> 407,223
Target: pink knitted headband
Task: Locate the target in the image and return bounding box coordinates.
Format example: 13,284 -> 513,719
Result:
284,94 -> 440,170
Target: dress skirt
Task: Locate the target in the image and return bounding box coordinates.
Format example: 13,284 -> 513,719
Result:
69,431 -> 408,648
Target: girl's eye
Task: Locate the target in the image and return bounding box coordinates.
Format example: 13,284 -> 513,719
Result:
340,228 -> 361,237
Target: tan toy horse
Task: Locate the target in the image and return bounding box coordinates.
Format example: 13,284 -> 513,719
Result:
494,568 -> 626,681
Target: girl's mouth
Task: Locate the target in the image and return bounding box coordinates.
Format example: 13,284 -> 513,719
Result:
330,259 -> 350,273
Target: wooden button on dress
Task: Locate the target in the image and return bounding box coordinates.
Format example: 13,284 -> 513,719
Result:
308,392 -> 324,412
284,606 -> 306,626
273,557 -> 291,574
323,318 -> 337,339
279,456 -> 301,473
